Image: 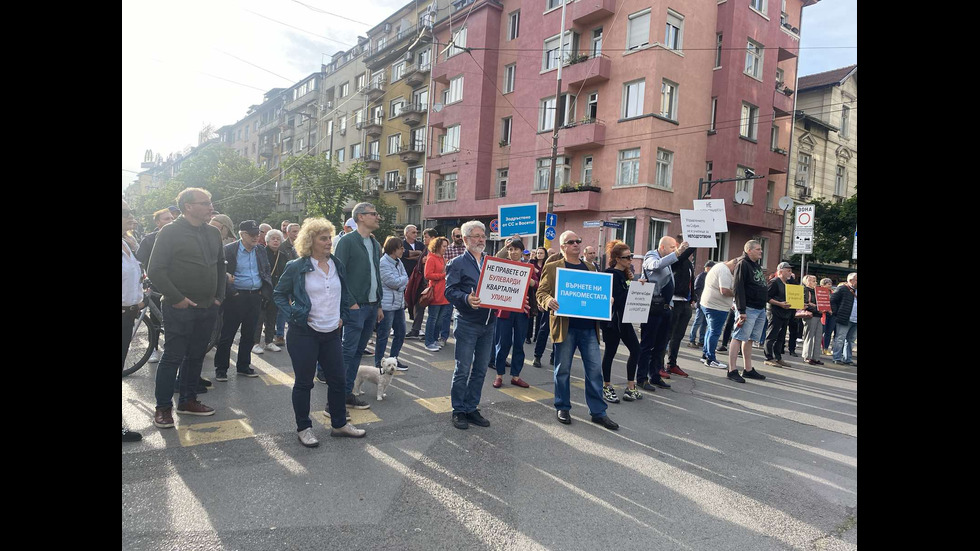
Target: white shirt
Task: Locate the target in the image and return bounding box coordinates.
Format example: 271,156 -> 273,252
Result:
122,240 -> 143,307
305,257 -> 342,333
701,263 -> 735,312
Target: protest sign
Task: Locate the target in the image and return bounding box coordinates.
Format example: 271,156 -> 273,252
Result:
622,282 -> 655,324
554,268 -> 613,321
784,284 -> 804,310
693,199 -> 728,233
815,286 -> 832,312
498,202 -> 539,237
475,256 -> 533,313
680,209 -> 717,248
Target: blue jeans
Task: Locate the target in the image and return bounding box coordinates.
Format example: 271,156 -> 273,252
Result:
534,311 -> 554,361
276,309 -> 287,338
451,317 -> 496,413
155,303 -> 219,408
702,307 -> 729,363
426,304 -> 451,346
554,327 -> 606,418
822,316 -> 835,349
689,305 -> 707,344
287,324 -> 347,430
494,312 -> 528,377
833,322 -> 857,362
732,307 -> 766,343
341,304 -> 379,396
441,306 -> 453,341
375,308 -> 406,366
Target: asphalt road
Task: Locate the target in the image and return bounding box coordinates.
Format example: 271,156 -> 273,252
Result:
122,318 -> 857,550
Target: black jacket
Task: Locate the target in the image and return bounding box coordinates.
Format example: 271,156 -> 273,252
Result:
147,216 -> 226,306
602,268 -> 631,329
767,278 -> 795,320
670,247 -> 696,302
733,254 -> 767,313
692,271 -> 707,303
829,284 -> 857,325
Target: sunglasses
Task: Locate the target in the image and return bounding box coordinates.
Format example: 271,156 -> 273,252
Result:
620,254 -> 633,260
563,239 -> 582,245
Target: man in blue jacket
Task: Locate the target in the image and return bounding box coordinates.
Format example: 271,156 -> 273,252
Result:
445,220 -> 494,430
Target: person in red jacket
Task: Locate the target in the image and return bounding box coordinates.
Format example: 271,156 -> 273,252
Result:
424,237 -> 451,351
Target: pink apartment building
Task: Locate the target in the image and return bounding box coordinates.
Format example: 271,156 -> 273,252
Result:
424,0 -> 818,273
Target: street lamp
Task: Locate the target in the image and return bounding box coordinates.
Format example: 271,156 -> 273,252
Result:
697,168 -> 767,200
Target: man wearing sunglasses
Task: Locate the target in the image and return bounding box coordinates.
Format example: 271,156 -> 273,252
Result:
636,236 -> 690,392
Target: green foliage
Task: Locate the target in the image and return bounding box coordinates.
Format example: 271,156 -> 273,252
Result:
788,192 -> 857,265
170,144 -> 276,226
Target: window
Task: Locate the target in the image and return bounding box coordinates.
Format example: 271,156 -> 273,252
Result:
759,237 -> 769,268
745,40 -> 764,79
655,149 -> 673,189
750,0 -> 767,14
244,126 -> 249,141
592,28 -> 603,57
508,10 -> 520,40
617,148 -> 641,186
770,124 -> 779,150
660,80 -> 678,120
543,35 -> 561,70
546,0 -> 569,9
586,92 -> 598,120
309,132 -> 316,152
766,181 -> 775,210
627,9 -> 651,50
582,156 -> 593,184
797,153 -> 811,187
648,219 -> 669,251
376,36 -> 387,51
535,157 -> 570,190
351,143 -> 361,159
388,134 -> 401,155
497,168 -> 508,197
413,87 -> 428,111
710,97 -> 718,131
408,166 -> 423,191
340,82 -> 349,97
441,125 -> 460,154
664,10 -> 684,51
356,74 -> 366,90
736,166 -> 754,203
623,80 -> 645,119
391,61 -> 405,81
385,170 -> 399,191
776,67 -> 785,87
503,64 -> 516,93
407,204 -> 421,226
368,140 -> 379,157
417,49 -> 431,70
336,148 -> 345,162
327,120 -> 333,136
840,106 -> 851,138
325,149 -> 331,161
715,33 -> 723,68
437,173 -> 457,200
612,219 -> 636,250
340,117 -> 347,133
390,98 -> 405,118
447,27 -> 467,58
708,232 -> 729,262
371,70 -> 384,88
355,108 -> 364,125
539,94 -> 575,131
297,137 -> 304,152
740,102 -> 759,140
501,117 -> 512,145
371,106 -> 384,124
444,75 -> 463,104
835,165 -> 847,196
410,127 -> 426,151
705,161 -> 713,183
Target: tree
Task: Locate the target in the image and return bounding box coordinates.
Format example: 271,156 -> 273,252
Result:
788,192 -> 857,266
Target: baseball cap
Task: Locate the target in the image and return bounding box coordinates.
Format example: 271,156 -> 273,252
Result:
345,217 -> 357,231
776,262 -> 792,270
239,220 -> 261,236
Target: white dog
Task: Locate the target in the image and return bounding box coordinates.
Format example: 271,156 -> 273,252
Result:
353,358 -> 397,401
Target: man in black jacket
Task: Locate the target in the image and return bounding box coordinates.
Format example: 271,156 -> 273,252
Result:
830,273 -> 858,365
728,240 -> 768,383
213,220 -> 272,381
764,262 -> 795,368
665,235 -> 697,377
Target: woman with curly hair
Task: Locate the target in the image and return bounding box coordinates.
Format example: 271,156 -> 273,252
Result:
600,240 -> 642,402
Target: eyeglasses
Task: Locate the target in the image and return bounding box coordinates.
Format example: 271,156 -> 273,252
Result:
186,201 -> 213,206
563,239 -> 582,245
361,212 -> 379,217
122,209 -> 133,217
452,234 -> 462,238
467,234 -> 486,240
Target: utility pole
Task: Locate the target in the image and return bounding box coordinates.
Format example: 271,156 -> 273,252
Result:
544,0 -> 569,250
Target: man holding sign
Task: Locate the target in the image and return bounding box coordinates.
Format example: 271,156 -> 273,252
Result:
763,262 -> 796,368
636,236 -> 689,391
537,231 -> 619,431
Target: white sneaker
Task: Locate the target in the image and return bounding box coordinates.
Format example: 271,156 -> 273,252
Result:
708,360 -> 727,369
251,344 -> 265,354
148,349 -> 161,363
297,428 -> 319,448
264,342 -> 281,352
425,343 -> 441,351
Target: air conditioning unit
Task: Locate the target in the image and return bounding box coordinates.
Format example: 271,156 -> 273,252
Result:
397,176 -> 406,184
340,128 -> 347,136
356,122 -> 364,130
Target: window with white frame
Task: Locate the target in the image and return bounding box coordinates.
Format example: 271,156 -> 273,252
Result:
835,165 -> 847,196
617,148 -> 641,186
539,94 -> 575,131
444,75 -> 463,104
592,28 -> 603,57
715,33 -> 723,67
356,74 -> 366,90
390,98 -> 405,118
766,181 -> 775,210
660,79 -> 678,120
417,48 -> 431,70
623,80 -> 645,119
377,36 -> 387,51
710,97 -> 718,131
368,140 -> 379,157
708,232 -> 729,262
437,172 -> 457,200
582,155 -> 593,184
391,61 -> 405,81
840,106 -> 850,138
351,143 -> 361,159
340,82 -> 349,97
297,137 -> 305,152
340,117 -> 347,133
586,92 -> 598,119
371,70 -> 384,88
497,168 -> 508,197
612,218 -> 636,250
410,127 -> 426,151
776,67 -> 785,87
543,35 -> 561,70
388,134 -> 401,155
655,149 -> 673,189
648,219 -> 669,251
750,0 -> 767,14
797,152 -> 811,187
501,117 -> 512,145
413,87 -> 428,111
327,120 -> 333,136
336,148 -> 345,162
503,64 -> 516,93
508,10 -> 520,40
664,10 -> 684,51
627,9 -> 651,50
371,106 -> 384,124
447,27 -> 467,58
745,39 -> 764,79
408,166 -> 423,190
355,108 -> 364,125
736,166 -> 754,203
770,124 -> 779,150
441,125 -> 460,154
385,170 -> 399,191
740,102 -> 759,140
759,237 -> 769,267
546,0 -> 569,10
535,157 -> 570,190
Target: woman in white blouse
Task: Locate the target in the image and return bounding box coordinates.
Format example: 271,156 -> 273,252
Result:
274,218 -> 364,448
122,199 -> 144,442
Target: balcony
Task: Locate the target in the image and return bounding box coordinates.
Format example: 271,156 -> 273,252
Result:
363,153 -> 381,172
398,181 -> 423,202
365,24 -> 418,68
398,143 -> 425,164
404,63 -> 430,87
399,103 -> 426,126
562,54 -> 610,91
364,120 -> 383,138
558,119 -> 606,151
259,144 -> 274,158
767,148 -> 789,175
572,0 -> 615,25
366,179 -> 381,197
773,85 -> 794,116
361,78 -> 386,101
554,186 -> 600,212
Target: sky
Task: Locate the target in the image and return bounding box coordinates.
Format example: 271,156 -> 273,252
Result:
121,0 -> 857,190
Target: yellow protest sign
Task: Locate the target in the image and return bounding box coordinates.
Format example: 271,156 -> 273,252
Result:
785,284 -> 805,309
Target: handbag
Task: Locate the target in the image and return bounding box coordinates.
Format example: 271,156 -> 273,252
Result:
418,285 -> 434,308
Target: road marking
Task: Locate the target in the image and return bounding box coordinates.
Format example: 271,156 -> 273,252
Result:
415,396 -> 454,413
318,409 -> 381,425
571,379 -> 586,390
177,418 -> 255,447
497,386 -> 554,403
767,435 -> 856,468
429,360 -> 456,371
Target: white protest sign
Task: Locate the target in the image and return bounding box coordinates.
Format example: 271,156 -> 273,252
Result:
693,199 -> 728,233
680,209 -> 717,248
475,256 -> 533,313
622,282 -> 656,324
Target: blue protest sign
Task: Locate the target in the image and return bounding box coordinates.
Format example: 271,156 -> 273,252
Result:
554,268 -> 613,321
546,213 -> 557,227
545,226 -> 556,240
498,202 -> 539,237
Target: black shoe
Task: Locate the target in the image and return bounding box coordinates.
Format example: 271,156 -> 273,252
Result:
452,412 -> 469,430
743,368 -> 766,380
525,338 -> 533,345
591,415 -> 619,430
466,410 -> 490,427
533,357 -> 542,368
727,370 -> 746,383
653,379 -> 671,389
406,330 -> 419,338
346,394 -> 371,410
717,345 -> 727,352
122,427 -> 143,442
199,377 -> 212,388
789,351 -> 798,357
237,368 -> 259,378
315,372 -> 327,384
215,371 -> 228,382
556,410 -> 571,424
362,348 -> 373,355
549,356 -> 554,365
194,385 -> 208,394
640,382 -> 658,392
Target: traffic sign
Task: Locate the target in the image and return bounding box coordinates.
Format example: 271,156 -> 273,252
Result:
545,226 -> 556,240
583,220 -> 601,228
489,218 -> 499,232
546,213 -> 557,227
602,221 -> 622,229
793,205 -> 815,254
